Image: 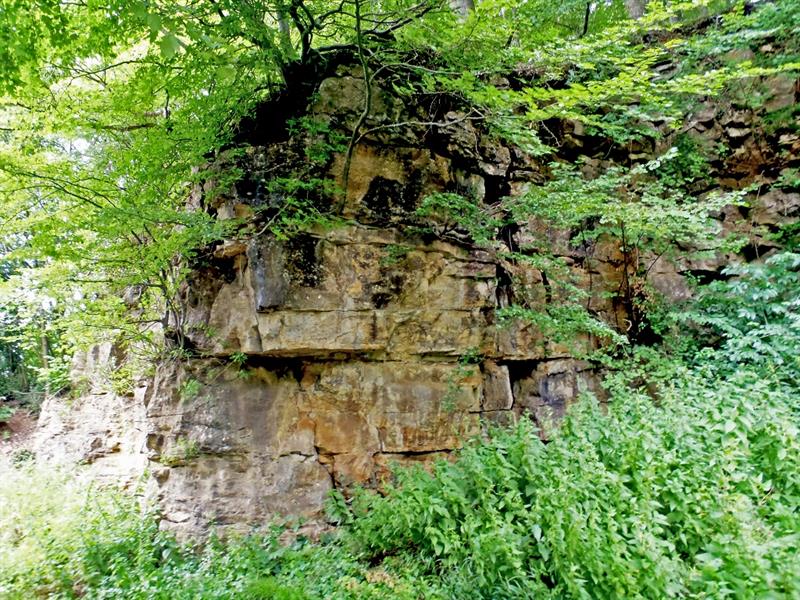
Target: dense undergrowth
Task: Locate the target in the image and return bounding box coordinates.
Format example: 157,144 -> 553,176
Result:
2,0 -> 800,598
3,254 -> 799,598
1,369 -> 798,599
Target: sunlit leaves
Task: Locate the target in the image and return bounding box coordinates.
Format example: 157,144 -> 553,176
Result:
346,363 -> 800,598
686,252 -> 800,384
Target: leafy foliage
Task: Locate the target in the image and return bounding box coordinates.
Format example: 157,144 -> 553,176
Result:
685,251 -> 800,384
0,459 -> 434,599
345,359 -> 800,598
0,405 -> 14,423
2,1 -> 800,598
3,345 -> 799,598
415,192 -> 499,244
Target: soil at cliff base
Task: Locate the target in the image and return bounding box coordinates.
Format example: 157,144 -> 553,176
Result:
0,407 -> 37,456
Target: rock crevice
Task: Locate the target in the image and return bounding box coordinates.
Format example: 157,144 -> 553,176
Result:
33,64 -> 800,538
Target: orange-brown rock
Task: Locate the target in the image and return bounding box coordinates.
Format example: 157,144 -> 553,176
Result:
32,65 -> 799,539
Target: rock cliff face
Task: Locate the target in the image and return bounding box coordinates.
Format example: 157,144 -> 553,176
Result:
34,63 -> 799,538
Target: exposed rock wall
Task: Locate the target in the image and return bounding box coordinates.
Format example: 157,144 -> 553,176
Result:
144,225 -> 605,533
34,343 -> 149,485
34,63 -> 799,538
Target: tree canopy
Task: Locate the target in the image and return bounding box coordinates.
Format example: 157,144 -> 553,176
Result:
1,0 -> 798,388
2,1 -> 800,597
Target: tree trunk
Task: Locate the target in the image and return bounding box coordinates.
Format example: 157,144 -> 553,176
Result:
582,2 -> 591,35
449,0 -> 475,20
624,0 -> 647,19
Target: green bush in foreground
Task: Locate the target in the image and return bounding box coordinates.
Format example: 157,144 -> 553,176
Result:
3,252 -> 799,597
0,461 -> 429,599
2,354 -> 798,599
347,365 -> 800,598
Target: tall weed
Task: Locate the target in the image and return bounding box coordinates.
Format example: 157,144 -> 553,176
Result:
346,365 -> 800,598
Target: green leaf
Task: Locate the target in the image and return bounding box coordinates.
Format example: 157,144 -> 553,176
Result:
147,13 -> 162,36
159,33 -> 181,59
215,65 -> 236,83
532,524 -> 542,541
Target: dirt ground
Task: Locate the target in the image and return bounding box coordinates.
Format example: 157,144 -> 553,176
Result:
0,406 -> 37,457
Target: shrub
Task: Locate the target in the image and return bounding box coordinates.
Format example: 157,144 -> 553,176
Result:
345,362 -> 800,598
685,252 -> 800,385
0,405 -> 14,423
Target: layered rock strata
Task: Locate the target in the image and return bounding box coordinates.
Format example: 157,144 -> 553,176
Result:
34,64 -> 799,537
